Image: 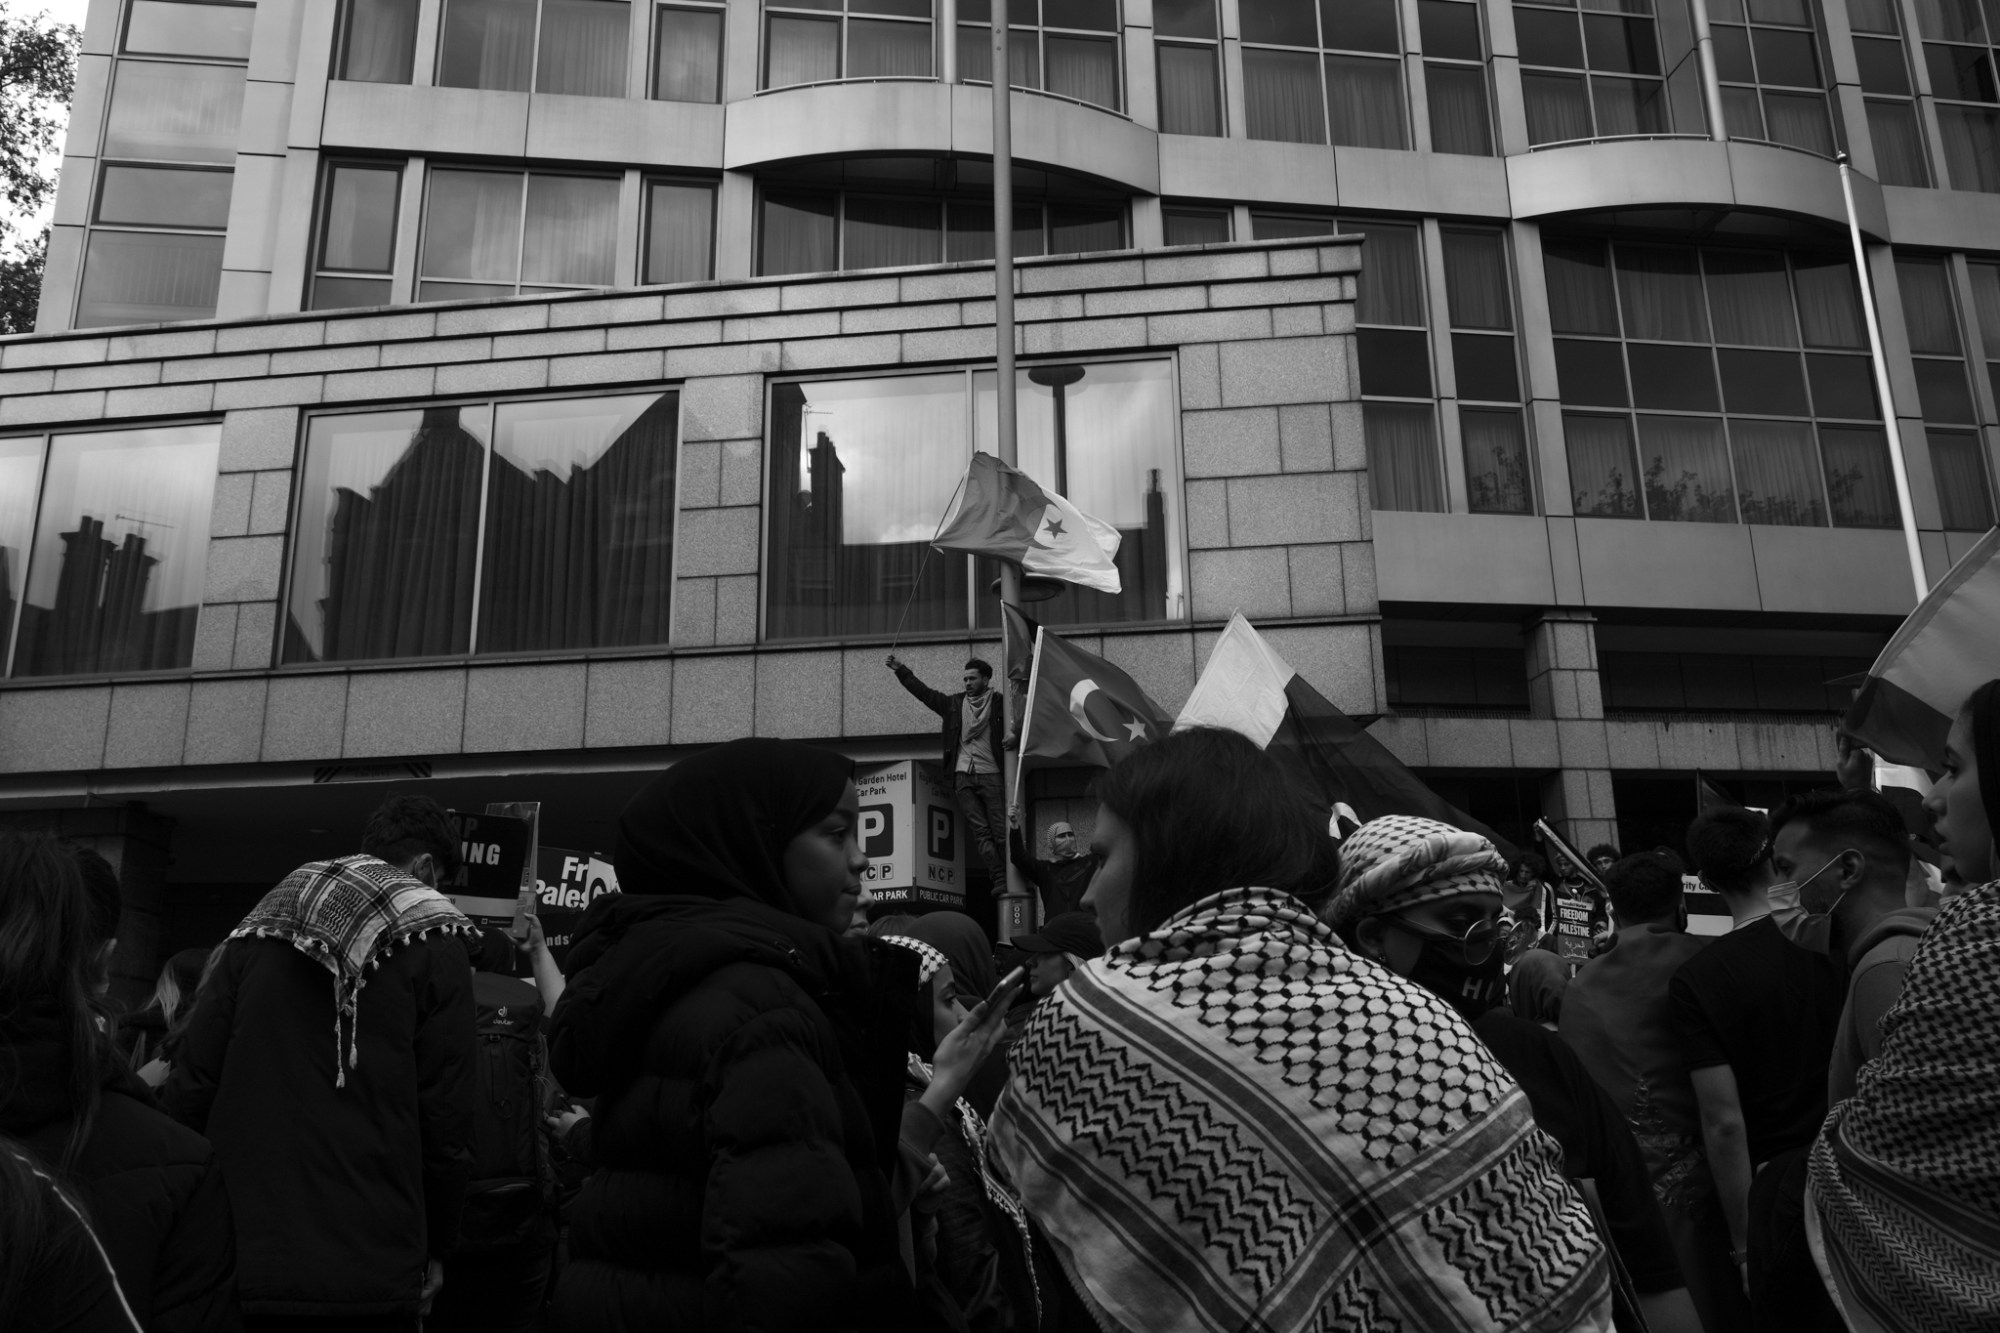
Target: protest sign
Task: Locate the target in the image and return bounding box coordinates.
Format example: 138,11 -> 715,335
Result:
485,800 -> 541,940
853,760 -> 967,907
530,847 -> 620,971
443,809 -> 533,930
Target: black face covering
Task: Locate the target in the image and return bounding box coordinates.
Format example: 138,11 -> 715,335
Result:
1407,941 -> 1508,1019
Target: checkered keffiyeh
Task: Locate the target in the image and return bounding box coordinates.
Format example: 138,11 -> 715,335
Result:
1323,815 -> 1508,931
232,853 -> 473,1086
879,935 -> 950,985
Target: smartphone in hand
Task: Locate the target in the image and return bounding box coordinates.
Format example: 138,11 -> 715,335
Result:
982,965 -> 1029,1013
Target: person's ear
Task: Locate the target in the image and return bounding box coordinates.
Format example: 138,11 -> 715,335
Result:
410,853 -> 438,887
1353,916 -> 1388,963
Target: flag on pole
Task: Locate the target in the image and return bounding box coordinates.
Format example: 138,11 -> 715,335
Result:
1695,771 -> 1737,812
1016,626 -> 1172,772
1177,613 -> 1511,853
1843,526 -> 2000,768
933,452 -> 1123,594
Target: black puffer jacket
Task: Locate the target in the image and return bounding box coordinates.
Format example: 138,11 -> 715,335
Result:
0,1010 -> 239,1332
547,891 -> 921,1333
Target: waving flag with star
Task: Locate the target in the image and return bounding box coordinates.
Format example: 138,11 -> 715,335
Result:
932,451 -> 1123,594
1013,625 -> 1173,801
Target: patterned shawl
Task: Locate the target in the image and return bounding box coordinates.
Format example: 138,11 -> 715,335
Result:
1808,879 -> 2000,1332
988,886 -> 1612,1333
233,853 -> 473,1086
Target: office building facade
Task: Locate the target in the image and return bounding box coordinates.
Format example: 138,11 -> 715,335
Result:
5,0 -> 1997,985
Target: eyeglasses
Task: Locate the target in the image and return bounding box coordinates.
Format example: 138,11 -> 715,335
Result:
1378,915 -> 1503,966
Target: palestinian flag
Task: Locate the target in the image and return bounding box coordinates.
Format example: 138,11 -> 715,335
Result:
1843,526 -> 2000,768
933,452 -> 1123,594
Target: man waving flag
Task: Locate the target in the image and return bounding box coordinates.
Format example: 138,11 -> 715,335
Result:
933,451 -> 1123,593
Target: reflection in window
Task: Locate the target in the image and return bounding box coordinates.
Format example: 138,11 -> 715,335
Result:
757,189 -> 1124,275
311,161 -> 401,311
959,0 -> 1120,110
1910,0 -> 2000,191
1851,0 -> 1929,186
284,392 -> 679,662
337,0 -> 420,81
0,439 -> 45,669
1706,0 -> 1836,155
1547,235 -> 1893,527
103,61 -> 246,162
11,425 -> 220,677
1927,427 -> 1996,530
1444,228 -> 1529,512
1421,0 -> 1491,154
77,231 -> 226,328
765,363 -> 1183,640
1240,0 -> 1406,147
645,179 -> 717,283
1156,0 -> 1222,135
125,0 -> 255,58
419,168 -> 620,301
766,0 -> 934,88
439,0 -> 630,95
1514,0 -> 1675,144
655,2 -> 725,100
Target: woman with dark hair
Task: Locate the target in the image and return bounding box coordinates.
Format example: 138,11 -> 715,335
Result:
0,1133 -> 142,1332
546,738 -> 1011,1333
1807,679 -> 2000,1331
0,830 -> 238,1332
989,728 -> 1611,1333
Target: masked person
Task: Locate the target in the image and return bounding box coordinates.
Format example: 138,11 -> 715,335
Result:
1007,812 -> 1100,922
991,728 -> 1612,1333
1326,817 -> 1697,1333
1801,680 -> 2000,1333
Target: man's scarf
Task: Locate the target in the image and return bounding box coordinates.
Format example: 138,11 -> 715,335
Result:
988,886 -> 1611,1333
232,854 -> 473,1086
1809,879 -> 2000,1331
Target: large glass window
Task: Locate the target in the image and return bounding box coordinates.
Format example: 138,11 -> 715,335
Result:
1420,0 -> 1492,154
1547,236 -> 1895,528
1514,0 -> 1673,143
1445,228 -> 1531,513
311,161 -> 402,311
1850,0 -> 1930,186
1162,204 -> 1230,244
958,0 -> 1119,109
418,167 -> 619,301
655,1 -> 725,99
645,179 -> 718,283
1912,0 -> 2000,190
766,0 -> 934,88
766,361 -> 1183,639
337,0 -> 420,81
757,188 -> 1123,274
102,60 -> 245,162
1155,0 -> 1222,135
125,0 -> 254,58
1968,258 -> 2000,412
1239,0 -> 1406,147
5,425 -> 221,677
439,0 -> 631,95
1896,253 -> 1998,526
284,391 -> 679,663
1706,0 -> 1837,155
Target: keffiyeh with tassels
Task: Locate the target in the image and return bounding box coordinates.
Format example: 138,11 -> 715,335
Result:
1808,879 -> 2000,1332
232,854 -> 473,1086
989,885 -> 1611,1333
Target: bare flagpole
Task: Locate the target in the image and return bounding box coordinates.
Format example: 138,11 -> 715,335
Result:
1837,152 -> 1929,600
992,11 -> 1033,942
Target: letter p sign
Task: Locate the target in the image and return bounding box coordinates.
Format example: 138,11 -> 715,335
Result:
928,807 -> 955,860
860,805 -> 892,857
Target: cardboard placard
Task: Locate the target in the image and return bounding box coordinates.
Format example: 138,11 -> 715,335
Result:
443,809 -> 533,929
531,847 -> 620,970
485,800 -> 542,938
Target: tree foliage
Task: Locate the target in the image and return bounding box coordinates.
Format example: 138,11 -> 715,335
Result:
1,2 -> 80,331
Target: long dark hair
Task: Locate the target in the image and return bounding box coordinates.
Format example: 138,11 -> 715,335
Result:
0,832 -> 115,1168
1092,727 -> 1326,936
0,1134 -> 137,1329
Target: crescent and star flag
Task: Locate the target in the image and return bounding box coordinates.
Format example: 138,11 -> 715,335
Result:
1016,625 -> 1173,774
1177,613 -> 1512,854
1843,525 -> 2000,769
932,451 -> 1123,594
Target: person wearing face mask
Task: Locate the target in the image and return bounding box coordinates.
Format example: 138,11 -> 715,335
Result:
1007,810 -> 1100,922
1765,789 -> 1931,1107
1327,817 -> 1698,1333
1805,680 -> 2000,1333
1559,851 -> 1752,1333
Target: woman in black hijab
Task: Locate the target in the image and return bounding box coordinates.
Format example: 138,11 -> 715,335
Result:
547,739 -> 1008,1333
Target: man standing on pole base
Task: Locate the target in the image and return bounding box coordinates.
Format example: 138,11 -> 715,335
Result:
888,653 -> 1010,892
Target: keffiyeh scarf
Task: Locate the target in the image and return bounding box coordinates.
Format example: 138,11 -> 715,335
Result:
989,886 -> 1610,1333
1808,879 -> 2000,1332
233,854 -> 473,1086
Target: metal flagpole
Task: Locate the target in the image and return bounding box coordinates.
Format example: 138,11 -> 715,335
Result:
992,9 -> 1034,942
1837,152 -> 1930,601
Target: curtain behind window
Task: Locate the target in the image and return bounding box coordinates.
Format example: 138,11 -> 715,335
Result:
1426,63 -> 1491,153
341,0 -> 419,81
1705,251 -> 1797,346
1968,262 -> 2000,351
1461,407 -> 1533,513
761,192 -> 838,273
1590,75 -> 1666,136
1442,229 -> 1509,329
1730,418 -> 1824,524
1523,72 -> 1592,143
1244,49 -> 1327,142
537,0 -> 629,94
1792,256 -> 1865,346
1047,35 -> 1118,105
845,196 -> 942,269
479,393 -> 678,652
1820,425 -> 1898,526
1157,43 -> 1222,133
1565,413 -> 1641,515
439,0 -> 537,89
1544,238 -> 1620,335
849,18 -> 934,76
523,176 -> 619,286
1939,106 -> 2000,192
1927,428 -> 1995,530
1349,222 -> 1425,326
1866,102 -> 1929,186
426,170 -> 523,283
655,7 -> 722,99
1326,55 -> 1405,147
1637,414 -> 1736,521
1049,205 -> 1122,253
1617,245 -> 1709,341
646,182 -> 714,282
1364,402 -> 1444,511
767,14 -> 839,85
1894,256 -> 1961,353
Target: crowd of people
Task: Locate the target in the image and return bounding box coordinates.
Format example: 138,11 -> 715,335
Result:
1,671 -> 1996,1333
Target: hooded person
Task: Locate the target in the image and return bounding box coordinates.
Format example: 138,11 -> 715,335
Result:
544,738 -> 1008,1333
1805,679 -> 2000,1332
989,728 -> 1611,1333
1325,817 -> 1697,1333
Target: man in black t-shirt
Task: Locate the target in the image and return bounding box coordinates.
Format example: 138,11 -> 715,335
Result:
1671,805 -> 1842,1326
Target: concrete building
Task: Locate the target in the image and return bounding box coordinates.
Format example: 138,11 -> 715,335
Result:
5,0 -> 1998,987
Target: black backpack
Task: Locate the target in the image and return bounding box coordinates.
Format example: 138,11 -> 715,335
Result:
454,971 -> 557,1253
